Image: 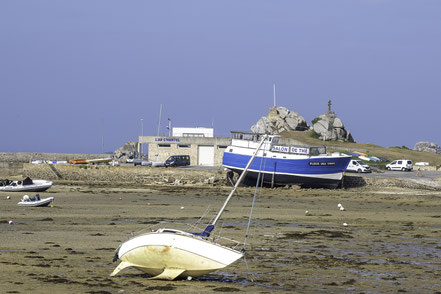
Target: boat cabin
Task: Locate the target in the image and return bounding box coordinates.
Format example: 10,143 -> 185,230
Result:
230,131 -> 326,156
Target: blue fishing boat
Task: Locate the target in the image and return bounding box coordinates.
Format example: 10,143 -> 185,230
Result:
222,132 -> 352,188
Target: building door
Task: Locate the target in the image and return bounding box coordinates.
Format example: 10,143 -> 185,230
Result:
198,145 -> 214,166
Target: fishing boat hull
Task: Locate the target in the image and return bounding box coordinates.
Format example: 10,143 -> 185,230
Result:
111,231 -> 244,280
17,197 -> 54,207
223,148 -> 351,188
0,180 -> 53,192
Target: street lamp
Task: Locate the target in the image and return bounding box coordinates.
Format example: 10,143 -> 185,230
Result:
140,118 -> 144,158
166,118 -> 171,137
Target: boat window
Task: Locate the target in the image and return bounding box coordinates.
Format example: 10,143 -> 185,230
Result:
243,134 -> 254,140
158,144 -> 171,148
310,146 -> 326,156
178,144 -> 190,148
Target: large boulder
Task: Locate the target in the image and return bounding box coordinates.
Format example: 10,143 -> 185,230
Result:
251,106 -> 309,134
414,142 -> 441,154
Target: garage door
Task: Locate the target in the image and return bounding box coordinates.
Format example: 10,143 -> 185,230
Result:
198,145 -> 214,166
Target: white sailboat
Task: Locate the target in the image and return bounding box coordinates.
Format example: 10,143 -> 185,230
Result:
110,135 -> 270,280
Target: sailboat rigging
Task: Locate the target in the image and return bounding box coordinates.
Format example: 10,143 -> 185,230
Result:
110,134 -> 270,280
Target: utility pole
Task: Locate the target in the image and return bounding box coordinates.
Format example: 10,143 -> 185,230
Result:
101,118 -> 104,154
140,118 -> 144,157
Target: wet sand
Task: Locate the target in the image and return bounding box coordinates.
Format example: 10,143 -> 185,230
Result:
1,183 -> 441,293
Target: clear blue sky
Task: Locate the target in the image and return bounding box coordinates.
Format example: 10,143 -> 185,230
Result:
1,1 -> 440,154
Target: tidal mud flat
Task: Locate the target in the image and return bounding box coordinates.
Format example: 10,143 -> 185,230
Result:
1,183 -> 441,293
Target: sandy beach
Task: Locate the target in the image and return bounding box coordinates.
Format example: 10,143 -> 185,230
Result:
1,182 -> 441,293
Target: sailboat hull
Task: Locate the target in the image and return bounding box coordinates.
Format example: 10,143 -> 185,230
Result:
112,231 -> 243,279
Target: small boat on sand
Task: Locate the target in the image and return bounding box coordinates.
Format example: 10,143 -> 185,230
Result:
0,177 -> 53,192
17,194 -> 54,207
87,158 -> 113,164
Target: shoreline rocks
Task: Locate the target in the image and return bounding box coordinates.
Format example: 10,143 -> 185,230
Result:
414,141 -> 441,154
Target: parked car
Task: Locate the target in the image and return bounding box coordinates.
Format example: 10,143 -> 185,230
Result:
133,159 -> 151,166
164,155 -> 190,167
346,159 -> 372,173
377,156 -> 389,162
386,159 -> 413,171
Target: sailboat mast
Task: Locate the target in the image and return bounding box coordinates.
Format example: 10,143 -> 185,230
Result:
211,134 -> 268,227
157,104 -> 162,136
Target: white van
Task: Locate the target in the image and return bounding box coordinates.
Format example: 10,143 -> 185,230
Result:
386,159 -> 413,171
346,160 -> 372,173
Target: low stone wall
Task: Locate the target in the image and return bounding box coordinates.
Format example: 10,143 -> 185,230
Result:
16,163 -> 441,190
0,152 -> 109,163
342,175 -> 367,188
0,162 -> 24,177
22,164 -> 372,188
23,164 -> 226,186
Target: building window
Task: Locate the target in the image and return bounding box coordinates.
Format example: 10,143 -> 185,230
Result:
178,144 -> 191,148
158,144 -> 171,148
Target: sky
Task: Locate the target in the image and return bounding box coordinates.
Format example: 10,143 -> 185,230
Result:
1,0 -> 440,154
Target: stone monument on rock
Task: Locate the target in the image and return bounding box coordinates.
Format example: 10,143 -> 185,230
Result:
311,100 -> 355,142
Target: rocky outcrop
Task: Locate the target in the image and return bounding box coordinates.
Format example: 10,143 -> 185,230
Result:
250,102 -> 355,142
414,142 -> 441,154
251,106 -> 309,134
113,141 -> 139,161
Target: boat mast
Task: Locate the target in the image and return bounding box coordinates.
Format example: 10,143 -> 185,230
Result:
211,134 -> 268,227
273,83 -> 276,107
157,104 -> 162,136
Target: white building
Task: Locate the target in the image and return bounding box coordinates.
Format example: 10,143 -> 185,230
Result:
140,127 -> 230,166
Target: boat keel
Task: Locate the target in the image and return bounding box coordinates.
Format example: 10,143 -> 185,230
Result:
149,268 -> 186,280
110,261 -> 133,277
